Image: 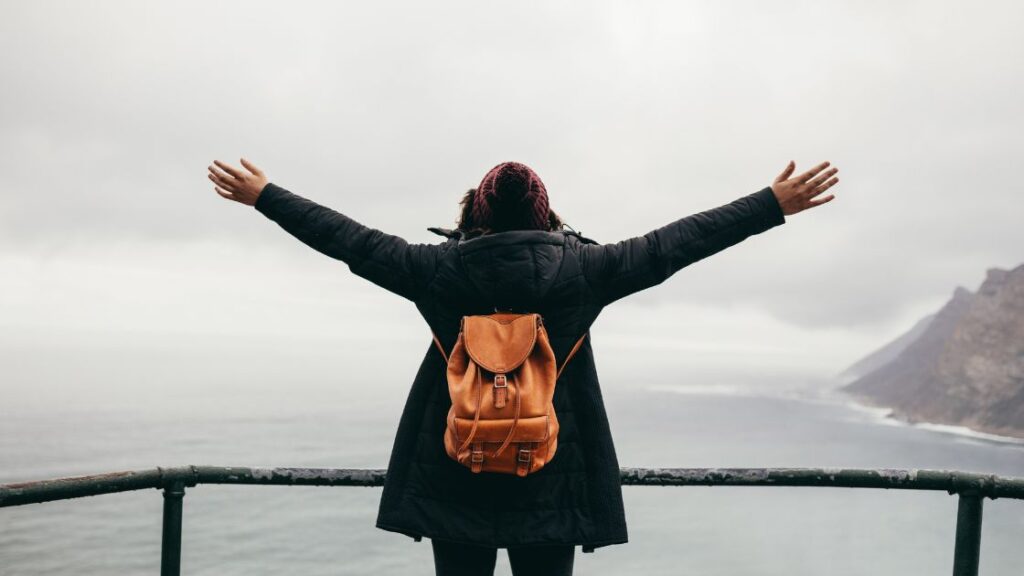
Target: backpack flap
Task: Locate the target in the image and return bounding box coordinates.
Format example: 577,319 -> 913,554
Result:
461,313 -> 540,373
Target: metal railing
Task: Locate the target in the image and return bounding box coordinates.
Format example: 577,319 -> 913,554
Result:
3,466 -> 1023,576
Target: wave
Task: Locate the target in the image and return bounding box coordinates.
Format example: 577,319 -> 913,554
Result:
830,391 -> 1024,446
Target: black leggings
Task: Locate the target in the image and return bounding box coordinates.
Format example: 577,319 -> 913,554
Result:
431,538 -> 575,576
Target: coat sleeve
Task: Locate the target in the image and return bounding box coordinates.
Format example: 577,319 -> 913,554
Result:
253,182 -> 441,302
578,186 -> 786,307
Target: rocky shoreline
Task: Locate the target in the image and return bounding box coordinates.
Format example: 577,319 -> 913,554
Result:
839,389 -> 1024,442
841,264 -> 1024,441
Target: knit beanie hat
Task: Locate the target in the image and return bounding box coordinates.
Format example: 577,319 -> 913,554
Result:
470,161 -> 550,232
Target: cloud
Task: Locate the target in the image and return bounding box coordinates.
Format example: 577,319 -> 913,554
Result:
1,0 -> 1021,343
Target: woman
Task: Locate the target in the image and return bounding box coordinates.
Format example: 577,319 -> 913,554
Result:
207,158 -> 839,576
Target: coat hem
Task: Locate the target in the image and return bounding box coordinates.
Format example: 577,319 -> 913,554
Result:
374,520 -> 627,553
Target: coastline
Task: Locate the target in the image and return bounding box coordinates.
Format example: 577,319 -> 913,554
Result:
644,383 -> 1024,446
833,389 -> 1024,446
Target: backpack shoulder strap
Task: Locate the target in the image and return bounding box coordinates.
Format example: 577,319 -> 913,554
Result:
556,332 -> 588,380
431,332 -> 449,364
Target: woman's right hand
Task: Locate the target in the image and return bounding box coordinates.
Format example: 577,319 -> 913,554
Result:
770,160 -> 840,216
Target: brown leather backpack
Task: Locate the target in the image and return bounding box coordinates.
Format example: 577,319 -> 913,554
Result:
432,312 -> 586,477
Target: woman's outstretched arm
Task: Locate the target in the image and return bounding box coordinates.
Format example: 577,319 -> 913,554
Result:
208,158 -> 440,302
579,160 -> 839,307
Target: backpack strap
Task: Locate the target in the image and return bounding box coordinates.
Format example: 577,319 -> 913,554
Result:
456,370 -> 486,455
491,372 -> 522,458
556,332 -> 588,381
432,332 -> 449,364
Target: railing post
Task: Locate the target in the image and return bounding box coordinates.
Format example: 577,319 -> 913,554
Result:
161,480 -> 186,576
951,492 -> 984,576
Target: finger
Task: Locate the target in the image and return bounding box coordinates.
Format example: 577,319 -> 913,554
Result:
796,161 -> 830,183
208,172 -> 239,191
808,177 -> 839,199
775,160 -> 795,183
806,193 -> 835,207
213,159 -> 245,179
806,167 -> 838,189
214,186 -> 237,201
208,164 -> 239,182
239,157 -> 264,177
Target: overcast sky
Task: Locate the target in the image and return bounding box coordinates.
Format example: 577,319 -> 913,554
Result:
2,0 -> 1022,408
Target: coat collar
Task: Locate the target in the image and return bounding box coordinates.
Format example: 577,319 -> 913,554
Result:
426,226 -> 599,246
457,230 -> 567,254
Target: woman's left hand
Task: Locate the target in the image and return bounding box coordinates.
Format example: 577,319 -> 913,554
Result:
208,158 -> 269,206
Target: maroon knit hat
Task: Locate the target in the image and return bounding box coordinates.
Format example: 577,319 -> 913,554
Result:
470,161 -> 550,232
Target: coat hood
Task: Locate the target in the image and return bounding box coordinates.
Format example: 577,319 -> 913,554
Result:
427,226 -> 598,310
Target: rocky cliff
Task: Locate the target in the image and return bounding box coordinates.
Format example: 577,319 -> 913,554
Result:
839,312 -> 935,381
842,264 -> 1024,438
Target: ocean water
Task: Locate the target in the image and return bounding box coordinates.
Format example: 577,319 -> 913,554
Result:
2,383 -> 1023,575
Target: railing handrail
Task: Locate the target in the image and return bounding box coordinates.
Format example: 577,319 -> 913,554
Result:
2,465 -> 1022,508
3,466 -> 1020,576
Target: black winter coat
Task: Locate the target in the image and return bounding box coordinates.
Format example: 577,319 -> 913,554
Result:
254,182 -> 786,553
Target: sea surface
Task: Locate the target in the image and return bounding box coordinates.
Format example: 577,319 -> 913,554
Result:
2,382 -> 1023,575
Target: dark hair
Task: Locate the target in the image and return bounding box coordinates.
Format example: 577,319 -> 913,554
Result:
455,188 -> 565,240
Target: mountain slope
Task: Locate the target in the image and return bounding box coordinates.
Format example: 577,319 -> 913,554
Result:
842,264 -> 1024,438
839,312 -> 935,380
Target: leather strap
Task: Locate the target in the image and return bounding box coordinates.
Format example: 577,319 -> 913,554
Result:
493,373 -> 508,409
515,442 -> 532,477
456,370 -> 485,455
432,332 -> 448,364
470,442 -> 484,473
556,333 -> 588,381
491,372 -> 522,458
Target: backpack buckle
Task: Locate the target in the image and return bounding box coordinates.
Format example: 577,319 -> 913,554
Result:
517,447 -> 532,463
493,374 -> 507,388
471,446 -> 484,463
